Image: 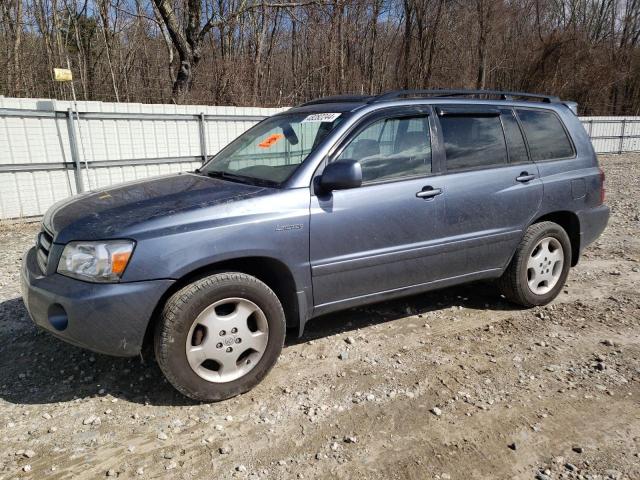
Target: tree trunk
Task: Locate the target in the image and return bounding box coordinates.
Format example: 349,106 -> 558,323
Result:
476,0 -> 488,90
424,0 -> 444,86
13,0 -> 22,94
172,59 -> 195,99
153,0 -> 201,102
402,0 -> 413,90
252,6 -> 268,104
368,0 -> 380,94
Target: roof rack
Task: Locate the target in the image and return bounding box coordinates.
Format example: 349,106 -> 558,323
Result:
370,89 -> 561,104
300,94 -> 373,106
299,89 -> 562,109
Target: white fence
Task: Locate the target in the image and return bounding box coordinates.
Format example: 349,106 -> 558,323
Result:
0,97 -> 638,219
0,97 -> 285,219
580,116 -> 640,153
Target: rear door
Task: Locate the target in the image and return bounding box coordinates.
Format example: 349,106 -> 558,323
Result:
428,105 -> 543,276
309,107 -> 446,311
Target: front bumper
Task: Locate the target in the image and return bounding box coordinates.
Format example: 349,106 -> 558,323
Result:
21,247 -> 174,357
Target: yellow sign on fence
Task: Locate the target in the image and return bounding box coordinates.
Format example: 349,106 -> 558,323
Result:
53,68 -> 73,82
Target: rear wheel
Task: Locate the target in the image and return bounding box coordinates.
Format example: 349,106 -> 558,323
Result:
155,272 -> 286,402
498,221 -> 571,307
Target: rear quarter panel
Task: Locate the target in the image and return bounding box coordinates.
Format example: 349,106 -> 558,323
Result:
534,106 -> 602,216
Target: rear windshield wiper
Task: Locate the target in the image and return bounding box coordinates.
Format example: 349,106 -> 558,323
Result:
205,170 -> 278,188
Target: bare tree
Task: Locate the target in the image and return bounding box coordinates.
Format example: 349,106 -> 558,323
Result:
2,0 -> 640,113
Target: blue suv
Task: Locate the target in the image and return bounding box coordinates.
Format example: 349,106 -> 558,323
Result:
21,90 -> 609,401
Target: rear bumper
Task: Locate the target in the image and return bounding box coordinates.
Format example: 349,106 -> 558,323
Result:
578,204 -> 610,254
21,247 -> 174,357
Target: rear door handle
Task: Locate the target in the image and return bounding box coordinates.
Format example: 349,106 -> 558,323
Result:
516,172 -> 536,182
416,186 -> 442,199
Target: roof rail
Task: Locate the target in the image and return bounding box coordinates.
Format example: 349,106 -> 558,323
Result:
371,89 -> 561,104
300,94 -> 373,106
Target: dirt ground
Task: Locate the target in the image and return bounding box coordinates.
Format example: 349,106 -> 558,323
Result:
0,154 -> 638,480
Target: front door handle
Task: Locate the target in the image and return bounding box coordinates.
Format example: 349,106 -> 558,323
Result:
416,186 -> 442,199
516,172 -> 536,182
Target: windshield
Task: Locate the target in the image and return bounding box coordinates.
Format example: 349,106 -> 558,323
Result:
200,112 -> 346,186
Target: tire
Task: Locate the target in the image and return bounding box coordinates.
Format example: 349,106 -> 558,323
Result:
154,272 -> 286,402
498,221 -> 572,307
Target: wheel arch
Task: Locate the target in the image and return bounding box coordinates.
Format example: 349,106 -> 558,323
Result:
529,211 -> 581,266
142,256 -> 301,353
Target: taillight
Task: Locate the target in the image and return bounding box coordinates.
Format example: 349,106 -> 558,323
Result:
599,167 -> 605,204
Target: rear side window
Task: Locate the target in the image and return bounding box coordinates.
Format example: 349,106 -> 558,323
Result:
516,109 -> 574,161
439,115 -> 507,171
501,110 -> 528,164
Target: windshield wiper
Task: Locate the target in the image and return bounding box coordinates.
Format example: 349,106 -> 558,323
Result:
205,170 -> 278,188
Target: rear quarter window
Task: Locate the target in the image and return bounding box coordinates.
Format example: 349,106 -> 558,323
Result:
515,109 -> 575,161
500,110 -> 529,164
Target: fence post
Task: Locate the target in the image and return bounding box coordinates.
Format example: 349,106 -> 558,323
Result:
588,119 -> 593,137
66,108 -> 85,193
619,119 -> 627,154
198,113 -> 208,163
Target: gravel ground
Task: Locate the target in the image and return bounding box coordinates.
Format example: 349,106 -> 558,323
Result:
0,154 -> 638,480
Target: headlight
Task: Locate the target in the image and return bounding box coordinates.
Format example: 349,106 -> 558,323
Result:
58,240 -> 135,282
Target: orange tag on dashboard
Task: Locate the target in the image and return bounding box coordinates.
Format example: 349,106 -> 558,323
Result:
258,133 -> 284,148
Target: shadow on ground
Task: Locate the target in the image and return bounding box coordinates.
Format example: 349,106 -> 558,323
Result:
0,281 -> 518,407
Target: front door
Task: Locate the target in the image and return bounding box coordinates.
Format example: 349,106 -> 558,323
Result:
309,109 -> 445,310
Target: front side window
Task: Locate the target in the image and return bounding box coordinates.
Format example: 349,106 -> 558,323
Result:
515,109 -> 574,161
336,115 -> 431,183
439,114 -> 507,171
202,112 -> 345,185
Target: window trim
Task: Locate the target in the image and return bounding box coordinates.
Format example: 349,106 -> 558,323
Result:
436,105 -> 502,117
321,108 -> 435,188
514,106 -> 577,163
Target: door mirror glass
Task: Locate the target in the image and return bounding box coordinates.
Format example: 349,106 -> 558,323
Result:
319,160 -> 362,191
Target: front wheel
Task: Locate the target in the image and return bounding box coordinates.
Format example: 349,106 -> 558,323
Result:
498,221 -> 572,307
154,272 -> 286,402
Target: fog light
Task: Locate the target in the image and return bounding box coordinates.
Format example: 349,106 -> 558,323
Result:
48,304 -> 68,331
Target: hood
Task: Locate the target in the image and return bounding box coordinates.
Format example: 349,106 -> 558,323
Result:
45,173 -> 269,243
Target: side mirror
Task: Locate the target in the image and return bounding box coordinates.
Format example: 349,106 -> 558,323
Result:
319,160 -> 362,192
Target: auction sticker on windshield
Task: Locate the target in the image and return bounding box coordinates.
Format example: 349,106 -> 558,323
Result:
258,133 -> 284,148
301,113 -> 341,123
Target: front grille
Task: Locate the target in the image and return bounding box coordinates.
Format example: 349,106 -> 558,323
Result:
36,227 -> 54,274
